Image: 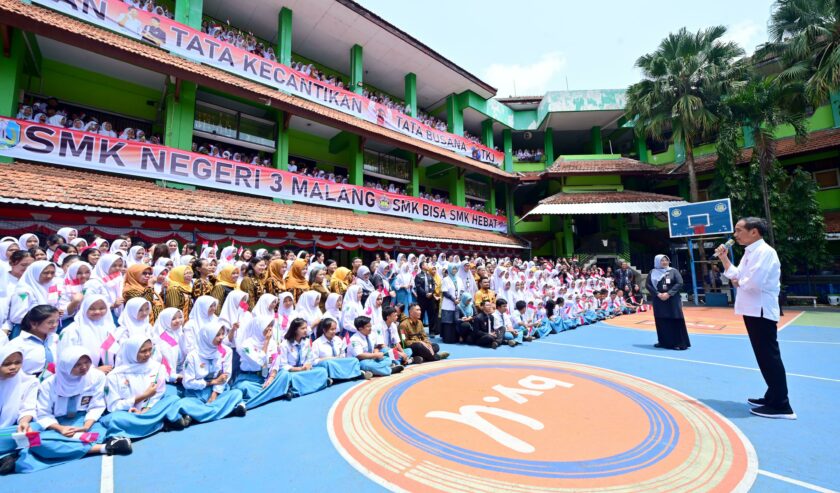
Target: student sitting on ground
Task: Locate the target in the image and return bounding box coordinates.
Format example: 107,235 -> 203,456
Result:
348,316 -> 403,376
278,318 -> 329,396
398,303 -> 449,363
470,300 -> 502,348
311,317 -> 372,381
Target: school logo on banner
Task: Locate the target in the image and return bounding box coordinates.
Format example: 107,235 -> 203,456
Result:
0,120 -> 21,150
328,358 -> 757,492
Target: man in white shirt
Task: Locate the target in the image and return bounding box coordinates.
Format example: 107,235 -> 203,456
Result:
717,217 -> 794,420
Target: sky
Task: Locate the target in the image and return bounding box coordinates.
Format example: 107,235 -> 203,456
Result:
355,0 -> 776,98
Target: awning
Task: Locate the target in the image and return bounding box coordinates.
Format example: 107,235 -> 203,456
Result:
522,190 -> 688,217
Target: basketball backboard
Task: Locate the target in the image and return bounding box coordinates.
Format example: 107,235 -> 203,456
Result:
668,198 -> 733,238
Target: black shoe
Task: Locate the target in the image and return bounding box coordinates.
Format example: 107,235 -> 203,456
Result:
0,452 -> 18,475
163,417 -> 185,432
283,390 -> 295,401
410,356 -> 424,365
327,378 -> 334,386
750,404 -> 797,420
181,415 -> 192,428
654,343 -> 665,348
105,437 -> 133,456
491,342 -> 499,349
523,336 -> 534,342
437,351 -> 450,360
747,398 -> 766,407
231,403 -> 247,417
674,346 -> 687,351
391,365 -> 404,374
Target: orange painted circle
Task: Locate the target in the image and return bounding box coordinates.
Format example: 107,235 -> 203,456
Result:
328,358 -> 757,492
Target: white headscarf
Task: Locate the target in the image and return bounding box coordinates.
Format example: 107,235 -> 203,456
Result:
196,323 -> 223,361
293,290 -> 323,328
166,240 -> 181,265
51,346 -> 103,416
252,293 -> 278,320
117,297 -> 153,342
109,239 -> 128,255
355,266 -> 375,292
240,315 -> 276,359
219,290 -> 250,329
17,233 -> 38,250
0,346 -> 38,427
90,253 -> 123,306
15,260 -> 56,306
110,334 -> 157,376
363,291 -> 385,332
127,246 -> 145,266
324,293 -> 342,323
187,295 -> 219,330
56,228 -> 77,243
153,307 -> 182,339
341,285 -> 364,332
650,255 -> 673,286
64,294 -> 118,364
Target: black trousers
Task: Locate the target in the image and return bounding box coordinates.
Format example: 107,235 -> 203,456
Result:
409,342 -> 440,361
744,314 -> 790,408
419,298 -> 439,335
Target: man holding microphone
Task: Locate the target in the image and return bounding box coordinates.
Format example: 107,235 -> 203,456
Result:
716,217 -> 796,419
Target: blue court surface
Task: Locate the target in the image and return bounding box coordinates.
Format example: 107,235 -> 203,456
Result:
5,311 -> 839,493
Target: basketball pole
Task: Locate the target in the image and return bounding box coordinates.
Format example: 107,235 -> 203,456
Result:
687,238 -> 699,306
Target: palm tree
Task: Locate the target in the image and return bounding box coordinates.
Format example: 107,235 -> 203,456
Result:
626,26 -> 745,202
718,76 -> 808,246
762,0 -> 840,105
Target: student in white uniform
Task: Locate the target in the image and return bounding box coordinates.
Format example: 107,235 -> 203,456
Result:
101,335 -> 188,438
9,261 -> 60,339
182,296 -> 219,356
0,346 -> 38,475
180,324 -> 246,422
232,315 -> 292,409
153,308 -> 186,392
311,317 -> 369,381
348,316 -> 403,377
380,306 -> 415,366
340,285 -> 365,336
116,298 -> 153,345
18,346 -> 132,473
278,318 -> 329,396
8,306 -> 59,377
58,295 -> 119,373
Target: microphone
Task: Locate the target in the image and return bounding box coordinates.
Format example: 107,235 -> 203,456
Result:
714,238 -> 735,258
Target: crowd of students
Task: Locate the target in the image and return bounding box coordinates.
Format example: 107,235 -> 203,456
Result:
0,228 -> 647,474
515,148 -> 545,163
120,0 -> 174,19
16,100 -> 160,145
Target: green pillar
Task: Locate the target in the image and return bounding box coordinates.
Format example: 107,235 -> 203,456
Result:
350,44 -> 363,95
618,215 -> 630,254
164,80 -> 197,151
505,185 -> 516,235
0,29 -> 24,164
634,135 -> 648,163
543,127 -> 555,164
563,216 -> 574,255
175,0 -> 203,29
408,153 -> 419,197
272,111 -> 289,170
502,129 -> 513,172
481,119 -> 494,148
348,135 -> 364,185
590,126 -> 603,154
446,94 -> 463,136
277,7 -> 293,66
449,168 -> 465,207
165,0 -> 201,151
404,73 -> 417,117
485,179 -> 496,214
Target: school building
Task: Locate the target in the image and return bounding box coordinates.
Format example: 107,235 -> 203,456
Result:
0,0 -> 838,289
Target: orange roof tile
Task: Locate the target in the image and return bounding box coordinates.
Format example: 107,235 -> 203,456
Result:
0,162 -> 524,248
0,0 -> 514,182
825,211 -> 840,234
539,190 -> 684,205
661,128 -> 840,175
545,156 -> 660,175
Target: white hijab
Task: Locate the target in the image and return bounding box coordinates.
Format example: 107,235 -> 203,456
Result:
219,290 -> 250,328
110,334 -> 158,377
51,345 -> 104,416
324,293 -> 342,323
15,260 -> 56,306
90,253 -> 123,305
650,254 -> 673,286
65,294 -> 118,363
0,346 -> 38,427
341,285 -> 364,331
117,297 -> 153,342
293,290 -> 323,328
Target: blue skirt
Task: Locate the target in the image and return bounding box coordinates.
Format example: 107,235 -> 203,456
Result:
180,386 -> 244,423
15,415 -> 107,473
99,394 -> 184,439
316,358 -> 362,381
289,367 -> 329,397
395,288 -> 414,307
233,371 -> 292,410
533,320 -> 553,338
0,425 -> 19,459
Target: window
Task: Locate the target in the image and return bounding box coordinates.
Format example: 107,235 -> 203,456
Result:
465,179 -> 489,201
697,189 -> 710,201
194,100 -> 276,151
363,149 -> 410,182
814,169 -> 840,189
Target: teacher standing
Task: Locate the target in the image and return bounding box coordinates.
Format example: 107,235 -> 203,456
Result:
646,254 -> 691,350
717,217 -> 795,420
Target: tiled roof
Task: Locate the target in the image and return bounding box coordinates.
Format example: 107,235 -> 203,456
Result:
0,162 -> 524,248
662,128 -> 840,175
539,190 -> 684,205
825,211 -> 840,234
545,156 -> 660,175
0,0 -> 514,182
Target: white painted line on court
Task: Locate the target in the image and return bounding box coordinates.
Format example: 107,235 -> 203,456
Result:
534,341 -> 840,383
758,469 -> 838,493
100,455 -> 114,493
600,325 -> 840,344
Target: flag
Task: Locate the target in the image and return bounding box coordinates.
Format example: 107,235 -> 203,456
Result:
101,333 -> 116,352
79,432 -> 99,444
391,347 -> 401,361
237,246 -> 243,257
52,249 -> 62,263
12,431 -> 41,448
217,345 -> 227,357
159,331 -> 178,347
239,300 -> 250,311
344,332 -> 351,346
160,356 -> 172,375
